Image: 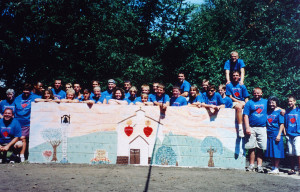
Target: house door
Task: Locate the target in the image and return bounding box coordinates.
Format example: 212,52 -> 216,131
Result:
130,149 -> 140,164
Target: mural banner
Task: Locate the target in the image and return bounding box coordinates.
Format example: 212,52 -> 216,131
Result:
29,103 -> 245,169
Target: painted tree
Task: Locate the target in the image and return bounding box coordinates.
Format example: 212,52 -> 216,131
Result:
201,136 -> 223,167
155,145 -> 177,166
41,128 -> 62,162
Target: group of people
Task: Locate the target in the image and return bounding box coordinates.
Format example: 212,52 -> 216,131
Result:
0,51 -> 299,176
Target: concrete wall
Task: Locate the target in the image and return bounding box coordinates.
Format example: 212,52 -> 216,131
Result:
29,103 -> 245,169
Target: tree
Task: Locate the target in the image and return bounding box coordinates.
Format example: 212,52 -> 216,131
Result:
201,136 -> 223,167
41,128 -> 62,162
155,145 -> 177,165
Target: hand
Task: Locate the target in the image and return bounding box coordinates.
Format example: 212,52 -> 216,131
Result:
245,128 -> 251,135
0,145 -> 9,151
239,81 -> 244,85
276,135 -> 281,142
226,81 -> 231,85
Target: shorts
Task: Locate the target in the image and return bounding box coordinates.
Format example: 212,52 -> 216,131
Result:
21,126 -> 30,137
232,101 -> 245,108
286,136 -> 300,156
245,127 -> 267,150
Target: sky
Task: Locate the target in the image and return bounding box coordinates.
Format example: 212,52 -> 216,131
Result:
186,0 -> 205,5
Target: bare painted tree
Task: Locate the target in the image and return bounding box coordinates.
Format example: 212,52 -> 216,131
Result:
41,128 -> 62,162
201,136 -> 223,167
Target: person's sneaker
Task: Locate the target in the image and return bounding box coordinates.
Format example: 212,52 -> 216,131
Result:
268,169 -> 279,175
238,128 -> 245,138
257,166 -> 264,173
246,164 -> 255,171
288,170 -> 296,175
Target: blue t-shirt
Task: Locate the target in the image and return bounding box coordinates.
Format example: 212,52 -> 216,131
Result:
91,96 -> 105,104
127,96 -> 137,104
267,109 -> 284,138
224,59 -> 245,73
0,118 -> 22,144
125,92 -> 130,99
135,96 -> 151,103
177,80 -> 191,94
51,88 -> 66,99
223,96 -> 233,108
203,92 -> 224,106
0,99 -> 15,115
243,98 -> 268,127
31,92 -> 42,99
188,95 -> 203,104
14,93 -> 35,127
170,96 -> 187,106
284,107 -> 300,137
226,83 -> 249,101
150,94 -> 170,104
102,90 -> 113,103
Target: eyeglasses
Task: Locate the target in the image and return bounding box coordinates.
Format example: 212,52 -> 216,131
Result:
208,90 -> 215,92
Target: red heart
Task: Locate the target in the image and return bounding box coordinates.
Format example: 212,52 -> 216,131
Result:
144,126 -> 153,137
124,126 -> 133,136
267,118 -> 273,123
290,118 -> 296,124
21,103 -> 27,108
234,92 -> 240,97
3,131 -> 8,137
256,108 -> 262,114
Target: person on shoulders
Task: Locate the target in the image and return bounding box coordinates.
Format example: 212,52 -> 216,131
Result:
188,85 -> 203,108
0,108 -> 22,163
176,72 -> 191,98
224,51 -> 245,85
108,87 -> 128,105
150,83 -> 170,110
218,84 -> 233,108
226,71 -> 249,137
127,86 -> 138,105
284,95 -> 300,175
102,79 -> 116,103
202,84 -> 225,112
0,89 -> 16,118
243,87 -> 268,173
170,86 -> 188,106
35,89 -> 55,103
51,80 -> 66,99
61,88 -> 79,103
265,96 -> 285,174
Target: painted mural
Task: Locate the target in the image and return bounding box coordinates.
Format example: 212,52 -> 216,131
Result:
29,103 -> 245,169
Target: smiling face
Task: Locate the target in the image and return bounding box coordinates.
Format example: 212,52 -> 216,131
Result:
35,82 -> 44,94
288,97 -> 296,108
3,108 -> 13,121
67,93 -> 74,100
172,88 -> 180,98
231,52 -> 239,63
6,92 -> 14,101
207,88 -> 215,97
178,73 -> 185,83
190,88 -> 197,97
65,84 -> 71,91
54,80 -> 61,90
124,82 -> 131,91
141,95 -> 148,103
74,84 -> 81,93
253,88 -> 262,101
156,87 -> 165,97
268,100 -> 277,110
94,89 -> 101,98
92,81 -> 99,88
218,87 -> 225,96
23,89 -> 31,98
44,91 -> 51,99
202,82 -> 209,91
108,83 -> 116,90
115,90 -> 122,100
232,72 -> 240,83
83,92 -> 90,100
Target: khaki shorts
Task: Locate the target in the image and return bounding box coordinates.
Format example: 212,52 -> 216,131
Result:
232,101 -> 245,108
286,136 -> 300,156
245,127 -> 267,150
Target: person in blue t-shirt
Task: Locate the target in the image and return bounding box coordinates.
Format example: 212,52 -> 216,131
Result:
90,87 -> 104,104
218,84 -> 233,108
243,87 -> 268,173
31,82 -> 43,99
35,88 -> 55,103
0,89 -> 16,118
51,79 -> 66,100
107,87 -> 128,105
265,96 -> 285,174
150,84 -> 170,112
224,51 -> 245,85
135,84 -> 152,103
135,94 -> 154,106
61,88 -> 80,103
0,108 -> 22,163
188,85 -> 203,108
127,86 -> 138,105
226,71 -> 249,137
284,95 -> 300,175
123,80 -> 132,99
202,85 -> 225,112
170,86 -> 188,106
14,83 -> 36,162
73,83 -> 83,100
176,72 -> 191,98
90,80 -> 100,98
102,79 -> 117,104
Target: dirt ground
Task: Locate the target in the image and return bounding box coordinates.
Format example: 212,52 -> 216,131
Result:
0,164 -> 299,192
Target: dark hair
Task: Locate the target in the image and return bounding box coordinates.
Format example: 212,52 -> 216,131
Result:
124,80 -> 131,84
83,89 -> 90,94
208,84 -> 216,91
232,70 -> 240,75
42,89 -> 54,99
23,83 -> 32,91
172,86 -> 181,91
112,87 -> 125,100
288,95 -> 296,101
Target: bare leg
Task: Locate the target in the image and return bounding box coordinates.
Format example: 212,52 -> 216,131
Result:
249,148 -> 255,165
274,158 -> 280,168
256,148 -> 263,166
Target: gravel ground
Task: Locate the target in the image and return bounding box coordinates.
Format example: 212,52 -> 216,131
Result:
0,163 -> 299,192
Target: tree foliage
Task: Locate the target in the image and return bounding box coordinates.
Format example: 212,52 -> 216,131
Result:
0,0 -> 299,104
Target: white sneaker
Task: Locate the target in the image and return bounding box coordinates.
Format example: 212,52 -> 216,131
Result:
268,169 -> 279,175
246,164 -> 255,171
238,128 -> 245,138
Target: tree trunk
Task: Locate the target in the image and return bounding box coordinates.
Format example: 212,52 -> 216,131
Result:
51,145 -> 58,162
208,148 -> 214,167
